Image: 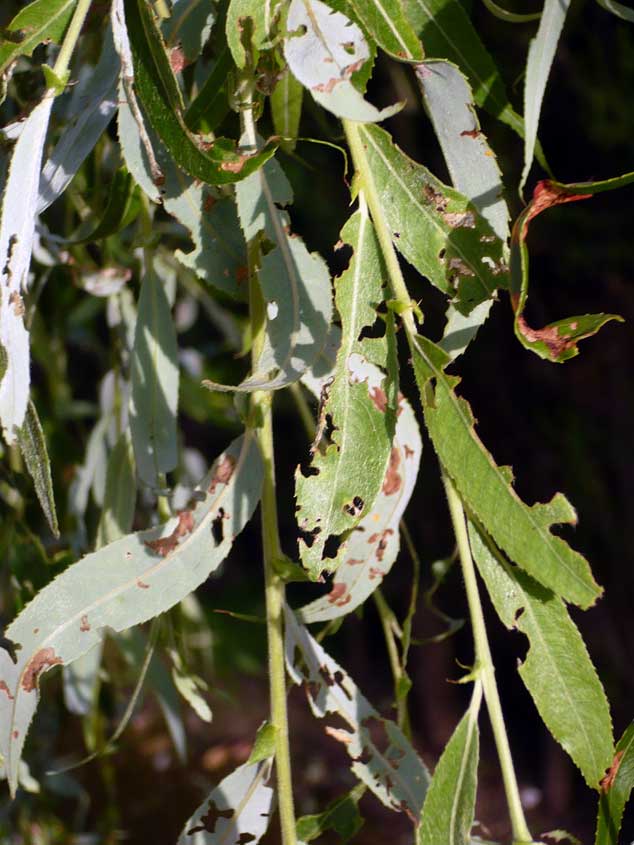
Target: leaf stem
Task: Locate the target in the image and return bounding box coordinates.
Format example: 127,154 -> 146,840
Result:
52,0 -> 93,82
443,473 -> 535,844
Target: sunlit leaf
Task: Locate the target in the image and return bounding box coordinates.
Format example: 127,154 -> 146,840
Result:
349,0 -> 424,61
271,68 -> 304,152
285,605 -> 430,817
226,0 -> 280,68
295,201 -> 398,579
357,124 -> 508,314
418,682 -> 482,845
0,0 -> 76,77
129,264 -> 180,487
0,433 -> 263,793
246,722 -> 278,765
470,522 -> 613,788
16,400 -> 59,537
177,761 -> 274,844
284,0 -> 402,122
594,722 -> 634,845
296,783 -> 365,842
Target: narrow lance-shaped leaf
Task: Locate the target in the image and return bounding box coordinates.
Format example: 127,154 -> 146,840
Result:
295,201 -> 398,579
349,0 -> 424,61
469,520 -> 613,788
129,265 -> 179,487
510,180 -> 623,362
418,681 -> 482,845
0,433 -> 263,793
204,152 -> 332,392
415,59 -> 509,358
95,431 -> 136,547
594,0 -> 634,22
299,388 -> 422,622
177,761 -> 274,845
296,784 -> 365,843
226,0 -> 280,68
163,0 -> 216,63
271,69 -> 304,153
357,124 -> 508,315
68,167 -> 139,244
0,93 -> 55,443
284,0 -> 402,123
594,722 -> 634,845
0,0 -> 76,76
520,0 -> 572,191
409,333 -> 602,608
285,605 -> 430,818
16,400 -> 59,537
124,0 -> 277,184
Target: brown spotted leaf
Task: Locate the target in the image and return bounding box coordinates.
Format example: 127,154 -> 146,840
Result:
0,434 -> 262,795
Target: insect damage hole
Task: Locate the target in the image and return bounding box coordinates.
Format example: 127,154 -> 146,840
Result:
211,508 -> 226,546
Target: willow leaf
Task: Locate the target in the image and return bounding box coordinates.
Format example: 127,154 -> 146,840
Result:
0,94 -> 54,443
0,433 -> 263,794
295,202 -> 398,579
284,0 -> 402,122
226,0 -> 279,68
594,0 -> 634,22
410,334 -> 602,608
124,0 -> 277,184
184,46 -> 231,133
16,400 -> 59,537
521,0 -> 571,191
129,266 -> 179,487
0,0 -> 76,76
285,606 -> 430,817
350,0 -> 424,61
95,432 -> 136,547
358,124 -> 508,314
418,682 -> 482,845
69,167 -> 139,244
481,0 -> 541,23
204,154 -> 332,392
163,0 -> 216,63
470,521 -> 613,787
299,388 -> 422,621
296,784 -> 365,842
271,69 -> 304,152
594,722 -> 634,845
177,761 -> 274,844
510,180 -> 623,362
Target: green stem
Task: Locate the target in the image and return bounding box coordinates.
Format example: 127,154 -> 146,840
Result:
52,0 -> 93,82
242,78 -> 297,845
443,474 -> 535,845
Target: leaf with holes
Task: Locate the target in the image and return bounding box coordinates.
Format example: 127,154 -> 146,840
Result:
357,124 -> 508,315
284,0 -> 402,122
418,682 -> 482,845
295,202 -> 398,579
299,387 -> 422,620
285,605 -> 430,817
176,761 -> 274,844
204,152 -> 332,392
410,333 -> 602,609
470,520 -> 613,787
0,0 -> 76,77
0,433 -> 263,794
226,0 -> 280,68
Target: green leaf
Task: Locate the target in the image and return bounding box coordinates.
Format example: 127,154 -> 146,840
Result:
176,761 -> 274,844
418,682 -> 482,845
0,0 -> 76,76
470,521 -> 613,788
285,606 -> 430,816
124,0 -> 277,184
410,334 -> 603,609
69,167 -> 140,244
129,265 -> 179,487
271,68 -> 304,152
480,0 -> 540,23
295,202 -> 398,579
95,432 -> 136,547
226,0 -> 279,67
0,433 -> 263,794
299,379 -> 422,620
521,0 -> 572,191
594,722 -> 634,845
246,721 -> 278,765
16,400 -> 59,538
184,45 -> 231,133
284,0 -> 402,122
296,783 -> 365,842
349,0 -> 424,61
204,152 -> 332,392
357,124 -> 508,314
510,180 -> 623,362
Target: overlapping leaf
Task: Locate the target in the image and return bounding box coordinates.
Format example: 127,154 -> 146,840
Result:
271,69 -> 304,152
0,0 -> 76,77
226,0 -> 280,67
350,0 -> 424,61
418,682 -> 482,845
470,521 -> 613,787
296,784 -> 365,842
16,401 -> 59,537
594,722 -> 634,845
357,124 -> 508,314
295,202 -> 398,579
410,334 -> 602,608
204,153 -> 332,392
0,433 -> 263,793
177,761 -> 274,844
163,0 -> 216,63
510,180 -> 623,362
285,606 -> 430,818
284,0 -> 402,122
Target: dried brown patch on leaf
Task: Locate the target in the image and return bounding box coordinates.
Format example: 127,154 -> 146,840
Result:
600,750 -> 624,793
209,454 -> 236,493
516,315 -> 578,359
0,680 -> 14,699
79,615 -> 90,632
327,583 -> 351,606
21,647 -> 63,692
382,448 -> 402,496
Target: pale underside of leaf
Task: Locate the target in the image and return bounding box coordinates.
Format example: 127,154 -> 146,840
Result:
285,605 -> 430,817
0,434 -> 263,793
